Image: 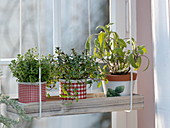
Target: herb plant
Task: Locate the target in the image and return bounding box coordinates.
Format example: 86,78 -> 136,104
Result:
54,47 -> 103,101
54,47 -> 102,82
86,23 -> 149,75
9,48 -> 54,83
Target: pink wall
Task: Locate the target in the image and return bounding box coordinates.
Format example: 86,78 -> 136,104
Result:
136,0 -> 155,128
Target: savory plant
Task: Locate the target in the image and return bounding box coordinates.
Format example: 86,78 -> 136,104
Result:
86,23 -> 149,75
54,47 -> 102,82
53,47 -> 103,100
9,48 -> 55,83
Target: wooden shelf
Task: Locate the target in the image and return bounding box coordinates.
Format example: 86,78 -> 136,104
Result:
7,93 -> 144,118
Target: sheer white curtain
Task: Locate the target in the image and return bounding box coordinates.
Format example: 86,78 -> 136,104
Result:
152,0 -> 170,127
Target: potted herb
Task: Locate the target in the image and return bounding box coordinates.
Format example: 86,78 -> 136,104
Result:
9,48 -> 54,103
54,47 -> 101,101
86,23 -> 149,96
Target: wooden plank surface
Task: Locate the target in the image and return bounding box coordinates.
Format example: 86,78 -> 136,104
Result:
7,93 -> 144,118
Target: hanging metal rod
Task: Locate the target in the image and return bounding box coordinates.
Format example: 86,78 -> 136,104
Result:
37,0 -> 42,118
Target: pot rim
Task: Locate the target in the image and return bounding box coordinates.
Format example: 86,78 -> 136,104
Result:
18,82 -> 47,85
59,79 -> 86,83
106,72 -> 137,81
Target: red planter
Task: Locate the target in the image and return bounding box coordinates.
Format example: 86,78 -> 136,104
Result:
18,82 -> 46,103
59,80 -> 87,100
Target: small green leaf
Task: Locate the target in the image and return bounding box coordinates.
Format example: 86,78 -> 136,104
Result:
98,32 -> 105,46
61,87 -> 69,95
105,79 -> 109,84
129,54 -> 139,68
142,47 -> 147,53
47,93 -> 51,98
105,23 -> 114,28
85,34 -> 96,51
138,50 -> 144,55
118,39 -> 127,47
97,81 -> 102,88
86,80 -> 93,84
96,26 -> 108,33
106,51 -> 111,56
136,56 -> 142,67
93,48 -> 97,55
86,39 -> 90,50
76,97 -> 79,102
103,65 -> 108,70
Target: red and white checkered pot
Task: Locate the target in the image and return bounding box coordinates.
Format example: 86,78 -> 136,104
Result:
59,79 -> 87,100
18,82 -> 46,103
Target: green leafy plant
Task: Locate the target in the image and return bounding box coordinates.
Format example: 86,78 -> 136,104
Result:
0,94 -> 32,128
54,47 -> 102,81
54,47 -> 103,100
107,86 -> 125,97
86,23 -> 149,75
9,48 -> 55,83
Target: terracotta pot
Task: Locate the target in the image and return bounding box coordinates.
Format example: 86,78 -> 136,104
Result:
59,80 -> 86,100
106,73 -> 137,81
105,73 -> 137,96
18,82 -> 46,103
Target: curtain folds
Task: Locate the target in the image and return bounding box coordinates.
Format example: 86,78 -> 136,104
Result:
152,0 -> 170,127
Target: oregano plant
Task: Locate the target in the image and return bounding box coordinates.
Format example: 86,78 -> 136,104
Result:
9,48 -> 55,83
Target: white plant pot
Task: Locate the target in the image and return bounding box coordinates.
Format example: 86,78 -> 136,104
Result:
105,73 -> 137,96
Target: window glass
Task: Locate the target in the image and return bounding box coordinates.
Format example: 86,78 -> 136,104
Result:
61,0 -> 109,53
0,0 -> 111,128
0,1 -> 20,58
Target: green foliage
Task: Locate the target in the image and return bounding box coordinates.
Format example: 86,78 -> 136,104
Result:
54,47 -> 102,81
86,23 -> 150,75
53,48 -> 103,100
107,86 -> 125,97
0,94 -> 32,128
9,48 -> 55,83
